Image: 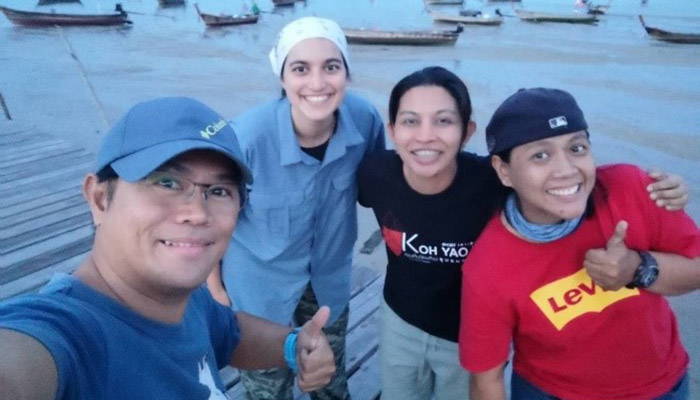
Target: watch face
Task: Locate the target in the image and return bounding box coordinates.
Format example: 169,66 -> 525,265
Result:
639,265 -> 659,288
632,251 -> 659,289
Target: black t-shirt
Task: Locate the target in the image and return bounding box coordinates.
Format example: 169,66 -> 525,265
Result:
301,139 -> 330,161
358,150 -> 506,341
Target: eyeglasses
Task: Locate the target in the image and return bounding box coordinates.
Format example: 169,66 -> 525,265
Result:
139,171 -> 240,211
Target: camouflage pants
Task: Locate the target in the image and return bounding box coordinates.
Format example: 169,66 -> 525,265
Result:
241,284 -> 350,400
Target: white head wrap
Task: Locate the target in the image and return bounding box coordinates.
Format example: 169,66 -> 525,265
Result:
268,16 -> 350,77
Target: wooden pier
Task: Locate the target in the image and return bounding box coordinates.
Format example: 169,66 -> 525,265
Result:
0,121 -> 383,399
0,121 -> 94,300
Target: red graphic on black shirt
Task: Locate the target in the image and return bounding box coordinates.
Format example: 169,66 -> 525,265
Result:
382,226 -> 403,256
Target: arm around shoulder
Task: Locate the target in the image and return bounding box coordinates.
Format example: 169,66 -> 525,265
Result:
647,253 -> 700,295
0,329 -> 57,400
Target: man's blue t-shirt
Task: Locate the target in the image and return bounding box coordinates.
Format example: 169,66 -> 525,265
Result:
0,274 -> 240,399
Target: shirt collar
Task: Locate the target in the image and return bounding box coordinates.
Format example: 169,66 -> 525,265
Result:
277,97 -> 366,167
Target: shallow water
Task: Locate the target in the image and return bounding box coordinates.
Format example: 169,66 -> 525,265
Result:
1,0 -> 699,214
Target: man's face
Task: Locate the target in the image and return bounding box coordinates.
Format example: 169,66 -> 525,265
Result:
90,150 -> 240,297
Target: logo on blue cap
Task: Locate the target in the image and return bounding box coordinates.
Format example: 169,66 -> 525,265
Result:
96,97 -> 252,187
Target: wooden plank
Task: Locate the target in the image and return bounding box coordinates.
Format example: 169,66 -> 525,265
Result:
0,131 -> 52,145
0,224 -> 92,269
0,139 -> 68,162
1,153 -> 93,183
0,124 -> 34,137
1,203 -> 89,244
0,226 -> 93,284
0,253 -> 84,300
347,351 -> 381,400
346,312 -> 380,375
0,147 -> 86,171
347,279 -> 382,330
0,190 -> 83,221
0,211 -> 92,254
0,142 -> 76,165
0,166 -> 90,205
225,381 -> 246,399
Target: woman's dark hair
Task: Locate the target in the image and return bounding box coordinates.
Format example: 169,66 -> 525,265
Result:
388,66 -> 472,138
279,54 -> 351,98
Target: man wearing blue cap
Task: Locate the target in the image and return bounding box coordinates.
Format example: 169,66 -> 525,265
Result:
0,97 -> 336,400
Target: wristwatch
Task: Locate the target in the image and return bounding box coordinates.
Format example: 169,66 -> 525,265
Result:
626,251 -> 659,289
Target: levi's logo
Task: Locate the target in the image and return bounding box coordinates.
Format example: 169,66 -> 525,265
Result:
548,116 -> 568,129
200,119 -> 228,139
529,268 -> 639,331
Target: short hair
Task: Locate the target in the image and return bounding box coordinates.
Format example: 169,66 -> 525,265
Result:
388,66 -> 472,138
96,166 -> 118,203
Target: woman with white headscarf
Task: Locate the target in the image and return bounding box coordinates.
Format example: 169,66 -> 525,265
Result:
208,16 -> 385,400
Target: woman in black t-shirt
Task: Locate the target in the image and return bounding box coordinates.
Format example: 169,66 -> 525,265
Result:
357,66 -> 689,400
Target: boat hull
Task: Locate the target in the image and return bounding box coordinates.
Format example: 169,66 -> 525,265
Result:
639,15 -> 700,44
202,15 -> 258,27
431,12 -> 503,25
344,29 -> 459,45
515,9 -> 598,24
0,6 -> 130,26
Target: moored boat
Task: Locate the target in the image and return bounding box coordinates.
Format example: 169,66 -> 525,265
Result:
425,0 -> 464,5
430,11 -> 503,25
515,9 -> 598,24
272,0 -> 295,6
0,4 -> 131,26
194,3 -> 258,27
158,0 -> 185,6
638,15 -> 700,44
587,4 -> 609,15
343,25 -> 462,45
37,0 -> 81,5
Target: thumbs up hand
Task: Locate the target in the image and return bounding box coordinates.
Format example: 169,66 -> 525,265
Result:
295,306 -> 336,393
584,221 -> 641,290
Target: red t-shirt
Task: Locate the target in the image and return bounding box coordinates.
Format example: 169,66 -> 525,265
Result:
459,164 -> 700,400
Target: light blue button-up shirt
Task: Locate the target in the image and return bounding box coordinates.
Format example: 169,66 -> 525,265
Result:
222,92 -> 385,324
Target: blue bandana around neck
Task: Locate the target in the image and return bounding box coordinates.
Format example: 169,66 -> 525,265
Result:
504,193 -> 582,243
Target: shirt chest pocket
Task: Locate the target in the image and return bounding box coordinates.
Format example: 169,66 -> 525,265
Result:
247,191 -> 306,239
329,172 -> 357,211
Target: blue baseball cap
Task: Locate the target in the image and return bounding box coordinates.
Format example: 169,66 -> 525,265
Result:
486,88 -> 588,155
96,97 -> 252,193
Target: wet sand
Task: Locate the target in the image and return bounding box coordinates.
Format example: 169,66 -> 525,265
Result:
2,0 -> 700,395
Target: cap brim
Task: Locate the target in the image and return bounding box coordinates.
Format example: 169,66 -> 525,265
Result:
109,139 -> 252,184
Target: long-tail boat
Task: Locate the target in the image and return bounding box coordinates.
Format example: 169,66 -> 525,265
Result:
515,9 -> 598,24
430,11 -> 503,26
425,0 -> 464,5
638,15 -> 700,44
344,25 -> 463,45
194,3 -> 258,27
37,0 -> 81,5
0,4 -> 131,26
587,4 -> 609,15
158,0 -> 185,6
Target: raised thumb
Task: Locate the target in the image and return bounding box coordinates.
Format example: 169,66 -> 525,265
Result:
607,220 -> 628,250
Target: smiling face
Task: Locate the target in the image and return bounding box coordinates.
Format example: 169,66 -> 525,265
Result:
281,37 -> 348,132
389,85 -> 474,194
87,150 -> 240,297
492,131 -> 596,224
